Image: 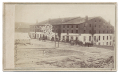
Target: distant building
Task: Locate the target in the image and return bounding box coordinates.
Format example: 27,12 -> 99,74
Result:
29,16 -> 114,46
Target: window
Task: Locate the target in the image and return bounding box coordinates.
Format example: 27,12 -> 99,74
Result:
67,30 -> 69,32
84,24 -> 85,27
95,20 -> 96,22
99,25 -> 100,28
37,34 -> 39,38
107,31 -> 108,33
110,31 -> 111,33
103,31 -> 105,33
90,24 -> 91,27
72,25 -> 73,28
94,36 -> 96,41
99,36 -> 100,40
63,25 -> 65,28
107,42 -> 108,45
107,26 -> 108,28
89,36 -> 91,41
110,36 -> 112,40
76,25 -> 78,28
84,30 -> 85,33
63,36 -> 65,39
63,30 -> 65,33
52,30 -> 54,32
107,36 -> 108,40
72,30 -> 73,33
110,42 -> 111,45
98,42 -> 100,45
89,30 -> 91,33
67,25 -> 69,28
103,36 -> 104,40
95,24 -> 96,27
84,36 -> 86,41
99,30 -> 100,33
76,30 -> 78,33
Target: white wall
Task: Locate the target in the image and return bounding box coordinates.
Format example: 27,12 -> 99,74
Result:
60,33 -> 114,46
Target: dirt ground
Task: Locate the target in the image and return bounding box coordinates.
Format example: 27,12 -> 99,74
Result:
15,39 -> 115,68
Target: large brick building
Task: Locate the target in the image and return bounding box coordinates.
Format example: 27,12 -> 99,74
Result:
29,16 -> 114,46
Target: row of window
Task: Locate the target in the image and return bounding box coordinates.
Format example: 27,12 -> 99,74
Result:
87,35 -> 112,42
62,30 -> 113,33
63,24 -> 111,29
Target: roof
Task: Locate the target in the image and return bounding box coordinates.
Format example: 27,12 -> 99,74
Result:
34,16 -> 113,26
35,16 -> 85,25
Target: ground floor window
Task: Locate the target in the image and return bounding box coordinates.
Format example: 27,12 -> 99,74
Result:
99,36 -> 100,40
94,36 -> 96,41
76,30 -> 78,33
98,42 -> 100,45
89,36 -> 91,41
110,36 -> 112,40
84,36 -> 86,41
37,34 -> 39,38
103,36 -> 104,40
107,42 -> 108,45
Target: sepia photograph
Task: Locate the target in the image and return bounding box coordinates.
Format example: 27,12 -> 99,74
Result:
3,2 -> 117,71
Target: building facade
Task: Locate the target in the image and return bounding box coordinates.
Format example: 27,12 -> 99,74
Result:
29,16 -> 114,46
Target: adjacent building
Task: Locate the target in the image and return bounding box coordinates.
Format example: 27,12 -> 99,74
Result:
29,16 -> 114,46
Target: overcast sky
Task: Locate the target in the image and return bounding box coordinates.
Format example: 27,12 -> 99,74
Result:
15,3 -> 115,27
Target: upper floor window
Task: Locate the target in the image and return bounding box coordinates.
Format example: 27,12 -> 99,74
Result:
67,25 -> 69,28
89,30 -> 91,33
76,25 -> 78,28
63,25 -> 65,28
72,30 -> 73,33
103,31 -> 105,33
84,30 -> 85,33
76,30 -> 78,33
99,20 -> 101,22
84,24 -> 85,27
52,30 -> 54,32
99,30 -> 100,33
63,30 -> 65,33
107,36 -> 108,40
90,24 -> 91,27
94,30 -> 96,33
72,25 -> 73,28
95,24 -> 96,27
